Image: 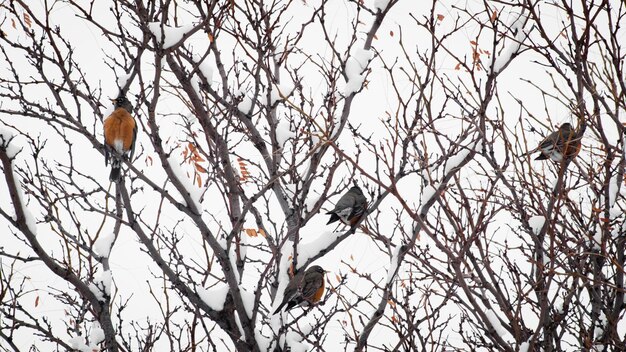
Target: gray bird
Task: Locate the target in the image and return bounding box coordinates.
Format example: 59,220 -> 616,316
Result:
523,123 -> 581,162
273,265 -> 326,314
326,186 -> 367,226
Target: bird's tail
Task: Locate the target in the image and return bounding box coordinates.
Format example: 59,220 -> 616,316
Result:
273,301 -> 287,315
109,158 -> 122,182
326,212 -> 340,225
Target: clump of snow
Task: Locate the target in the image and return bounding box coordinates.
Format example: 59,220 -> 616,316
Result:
275,119 -> 295,147
270,80 -> 295,104
374,0 -> 391,12
198,284 -> 229,311
485,310 -> 507,336
286,331 -> 311,352
237,94 -> 254,114
444,148 -> 471,174
8,164 -> 38,235
193,54 -> 214,84
89,270 -> 112,301
89,322 -> 105,344
492,12 -> 530,73
296,231 -> 341,268
68,336 -> 90,352
147,22 -> 195,50
519,342 -> 530,352
527,216 -> 545,235
228,234 -> 247,283
304,192 -> 322,212
0,128 -> 21,158
419,184 -> 438,213
117,73 -> 132,90
386,245 -> 402,284
234,311 -> 246,340
608,175 -> 620,208
167,155 -> 203,212
93,233 -> 115,258
344,46 -> 373,95
240,287 -> 255,318
255,329 -> 272,352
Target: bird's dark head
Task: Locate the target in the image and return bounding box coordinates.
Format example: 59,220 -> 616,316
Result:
560,123 -> 573,131
308,265 -> 326,274
112,96 -> 133,112
349,186 -> 363,195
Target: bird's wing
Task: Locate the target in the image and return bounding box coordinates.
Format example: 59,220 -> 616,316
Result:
300,273 -> 323,301
129,120 -> 138,161
537,134 -> 557,150
334,192 -> 356,212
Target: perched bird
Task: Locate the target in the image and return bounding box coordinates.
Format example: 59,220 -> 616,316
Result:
327,186 -> 368,226
104,96 -> 137,182
528,123 -> 581,162
273,265 -> 326,315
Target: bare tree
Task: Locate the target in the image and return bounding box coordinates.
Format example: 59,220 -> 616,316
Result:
0,0 -> 624,351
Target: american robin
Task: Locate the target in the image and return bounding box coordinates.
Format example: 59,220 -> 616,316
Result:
327,186 -> 367,226
104,96 -> 137,182
273,265 -> 326,315
527,123 -> 581,162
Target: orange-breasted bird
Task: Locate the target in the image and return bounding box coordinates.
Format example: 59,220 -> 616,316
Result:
273,265 -> 326,315
526,123 -> 581,162
104,96 -> 137,182
327,186 -> 367,226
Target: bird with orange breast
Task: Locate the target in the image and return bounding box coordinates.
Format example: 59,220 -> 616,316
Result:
525,123 -> 581,162
103,96 -> 137,182
327,186 -> 368,227
273,265 -> 326,315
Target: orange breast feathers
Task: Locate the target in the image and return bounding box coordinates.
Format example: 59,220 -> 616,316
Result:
104,108 -> 136,153
311,278 -> 325,303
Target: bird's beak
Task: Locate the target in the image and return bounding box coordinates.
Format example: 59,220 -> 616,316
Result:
109,98 -> 116,102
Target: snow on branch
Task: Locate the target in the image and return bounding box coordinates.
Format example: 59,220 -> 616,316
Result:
198,284 -> 230,311
492,11 -> 530,74
344,46 -> 373,95
147,22 -> 196,50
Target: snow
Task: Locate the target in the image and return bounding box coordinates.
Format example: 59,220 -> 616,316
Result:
89,322 -> 105,344
527,216 -> 545,235
386,245 -> 402,284
419,184 -> 438,213
270,80 -> 295,104
275,119 -> 295,147
285,331 -> 312,352
147,22 -> 195,50
238,95 -> 254,114
117,73 -> 132,90
519,342 -> 529,352
193,54 -> 214,84
198,284 -> 230,311
89,270 -> 112,301
344,46 -> 373,95
167,155 -> 203,212
228,234 -> 247,283
240,287 -> 255,318
10,165 -> 38,235
2,128 -> 36,234
234,311 -> 246,340
444,148 -> 471,174
296,231 -> 341,268
608,175 -> 620,208
485,309 -> 507,336
68,336 -> 91,352
93,232 -> 115,258
0,127 -> 20,158
492,12 -> 529,73
374,0 -> 391,12
255,329 -> 272,352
